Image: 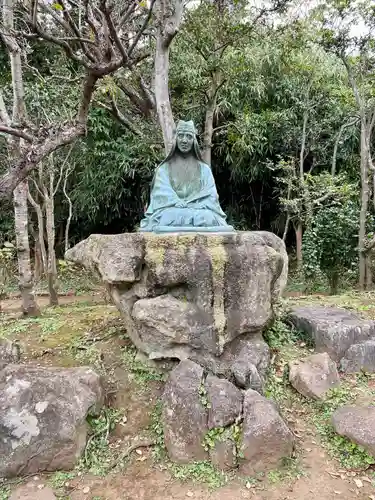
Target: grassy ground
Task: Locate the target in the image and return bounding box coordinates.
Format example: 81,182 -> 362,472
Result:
0,289 -> 375,500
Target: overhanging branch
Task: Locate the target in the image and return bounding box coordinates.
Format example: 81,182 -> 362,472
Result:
0,125 -> 34,142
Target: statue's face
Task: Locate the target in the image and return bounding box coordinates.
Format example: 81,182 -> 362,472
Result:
176,132 -> 194,154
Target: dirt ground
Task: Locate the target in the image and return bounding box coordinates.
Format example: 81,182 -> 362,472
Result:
1,292 -> 375,500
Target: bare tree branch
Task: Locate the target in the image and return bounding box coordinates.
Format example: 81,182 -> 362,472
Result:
0,91 -> 10,125
128,0 -> 157,58
97,98 -> 142,136
53,143 -> 75,196
63,164 -> 74,253
0,125 -> 34,142
0,0 -> 157,199
331,117 -> 359,176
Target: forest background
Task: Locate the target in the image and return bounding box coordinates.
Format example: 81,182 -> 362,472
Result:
1,0 -> 375,312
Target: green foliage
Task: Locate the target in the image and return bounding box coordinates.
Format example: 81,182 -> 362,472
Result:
198,383 -> 211,408
80,408 -> 123,476
121,345 -> 166,386
311,387 -> 375,469
48,471 -> 76,490
148,400 -> 166,461
0,313 -> 63,339
202,427 -> 226,451
0,486 -> 9,500
303,200 -> 360,293
147,400 -> 227,488
70,107 -> 159,234
264,318 -> 313,350
168,461 -> 228,489
264,319 -> 298,349
266,457 -> 306,483
57,260 -> 100,294
202,422 -> 241,455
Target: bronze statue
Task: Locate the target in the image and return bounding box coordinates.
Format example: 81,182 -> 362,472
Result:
140,120 -> 234,232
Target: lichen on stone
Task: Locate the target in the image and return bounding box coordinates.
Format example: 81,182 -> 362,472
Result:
206,236 -> 227,354
144,233 -> 194,274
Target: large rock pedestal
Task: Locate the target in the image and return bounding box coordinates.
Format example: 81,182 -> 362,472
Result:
66,231 -> 291,472
66,231 -> 287,384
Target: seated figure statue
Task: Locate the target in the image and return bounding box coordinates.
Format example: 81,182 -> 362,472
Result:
140,120 -> 234,233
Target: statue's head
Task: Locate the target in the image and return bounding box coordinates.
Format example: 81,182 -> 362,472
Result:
162,120 -> 204,164
175,120 -> 196,154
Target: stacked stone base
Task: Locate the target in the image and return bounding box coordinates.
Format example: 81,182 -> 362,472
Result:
163,360 -> 294,472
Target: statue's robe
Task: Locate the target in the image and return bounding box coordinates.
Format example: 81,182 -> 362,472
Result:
140,162 -> 232,232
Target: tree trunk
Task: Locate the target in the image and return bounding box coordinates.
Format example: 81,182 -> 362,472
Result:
202,71 -> 223,165
154,34 -> 175,153
202,97 -> 215,165
27,188 -> 47,275
329,271 -> 339,295
63,167 -> 73,253
45,197 -> 58,306
34,238 -> 42,282
153,0 -> 184,152
359,119 -> 369,290
295,221 -> 303,271
13,180 -> 40,315
365,253 -> 373,290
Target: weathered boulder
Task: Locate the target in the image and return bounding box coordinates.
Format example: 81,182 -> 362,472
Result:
240,389 -> 294,474
332,405 -> 375,457
66,231 -> 287,366
289,306 -> 375,371
0,340 -> 20,369
340,340 -> 375,373
205,374 -> 242,429
133,295 -> 217,355
162,360 -> 208,463
10,483 -> 57,500
0,365 -> 103,478
289,353 -> 340,400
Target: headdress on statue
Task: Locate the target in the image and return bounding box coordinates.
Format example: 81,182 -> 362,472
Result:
161,120 -> 204,165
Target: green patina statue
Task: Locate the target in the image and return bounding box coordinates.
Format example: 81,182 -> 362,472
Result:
140,120 -> 234,233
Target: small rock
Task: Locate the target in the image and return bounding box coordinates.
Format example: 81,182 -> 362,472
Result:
82,486 -> 90,494
205,374 -> 242,429
209,437 -> 237,471
332,405 -> 375,457
231,338 -> 270,393
186,491 -> 194,498
354,478 -> 363,488
289,353 -> 340,400
239,389 -> 294,474
163,360 -> 208,463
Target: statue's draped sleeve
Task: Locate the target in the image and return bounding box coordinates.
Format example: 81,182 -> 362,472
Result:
140,164 -> 180,229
